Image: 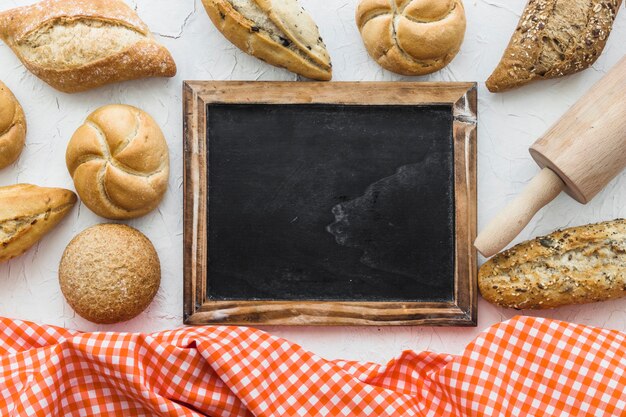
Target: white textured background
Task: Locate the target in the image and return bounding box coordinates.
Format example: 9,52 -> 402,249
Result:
0,0 -> 624,363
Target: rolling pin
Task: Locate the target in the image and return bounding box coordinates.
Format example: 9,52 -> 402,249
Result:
475,56 -> 626,257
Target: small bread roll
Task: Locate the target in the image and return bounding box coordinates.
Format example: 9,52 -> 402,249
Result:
0,184 -> 76,263
201,0 -> 332,80
356,0 -> 466,76
59,224 -> 161,324
66,104 -> 169,220
0,81 -> 26,169
0,0 -> 176,93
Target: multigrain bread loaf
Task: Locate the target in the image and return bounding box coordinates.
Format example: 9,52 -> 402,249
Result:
59,224 -> 160,324
66,105 -> 169,220
0,0 -> 176,93
0,81 -> 26,169
201,0 -> 331,80
356,0 -> 466,76
486,0 -> 622,92
0,184 -> 76,263
479,219 -> 626,309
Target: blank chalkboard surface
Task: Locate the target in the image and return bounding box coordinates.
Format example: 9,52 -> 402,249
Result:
184,81 -> 477,326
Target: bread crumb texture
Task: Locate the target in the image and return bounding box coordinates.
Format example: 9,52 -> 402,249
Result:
59,224 -> 161,324
17,19 -> 146,69
479,219 -> 626,309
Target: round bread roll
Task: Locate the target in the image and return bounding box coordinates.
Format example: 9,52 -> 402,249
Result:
356,0 -> 466,75
59,224 -> 160,324
66,104 -> 169,220
0,80 -> 26,169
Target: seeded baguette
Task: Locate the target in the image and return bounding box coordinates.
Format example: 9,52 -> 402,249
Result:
479,219 -> 626,309
486,0 -> 622,92
201,0 -> 331,80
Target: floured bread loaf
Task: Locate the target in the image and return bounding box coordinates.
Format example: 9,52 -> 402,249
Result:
486,0 -> 622,92
479,219 -> 626,309
0,0 -> 177,93
356,0 -> 466,75
0,184 -> 76,263
201,0 -> 332,80
0,81 -> 26,169
66,104 -> 169,220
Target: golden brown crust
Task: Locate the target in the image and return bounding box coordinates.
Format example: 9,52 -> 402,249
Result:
479,219 -> 626,309
0,81 -> 26,169
356,0 -> 466,76
486,0 -> 622,92
66,104 -> 170,220
0,184 -> 76,263
0,0 -> 176,93
59,224 -> 161,324
201,0 -> 332,80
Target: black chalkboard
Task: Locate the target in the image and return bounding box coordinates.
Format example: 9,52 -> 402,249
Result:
206,103 -> 455,302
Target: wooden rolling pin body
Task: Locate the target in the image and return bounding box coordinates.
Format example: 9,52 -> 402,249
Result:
476,56 -> 626,257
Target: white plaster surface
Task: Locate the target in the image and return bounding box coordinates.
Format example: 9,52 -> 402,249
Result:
0,0 -> 624,363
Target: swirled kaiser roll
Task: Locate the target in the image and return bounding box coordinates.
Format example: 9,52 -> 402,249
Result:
0,81 -> 26,169
356,0 -> 466,76
66,105 -> 169,220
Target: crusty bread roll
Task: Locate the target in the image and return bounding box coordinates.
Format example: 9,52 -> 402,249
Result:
201,0 -> 332,80
486,0 -> 622,92
0,0 -> 176,93
66,104 -> 169,220
0,184 -> 76,263
356,0 -> 466,76
59,224 -> 160,324
0,81 -> 26,170
479,219 -> 626,310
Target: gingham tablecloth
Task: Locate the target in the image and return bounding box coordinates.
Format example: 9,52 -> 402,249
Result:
1,316 -> 624,416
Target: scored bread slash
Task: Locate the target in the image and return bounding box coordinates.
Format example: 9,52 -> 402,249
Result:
0,0 -> 177,93
201,0 -> 331,80
479,219 -> 626,310
0,184 -> 77,263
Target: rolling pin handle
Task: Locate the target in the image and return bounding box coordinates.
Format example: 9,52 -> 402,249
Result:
474,168 -> 565,257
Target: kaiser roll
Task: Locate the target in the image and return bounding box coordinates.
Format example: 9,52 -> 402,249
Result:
59,224 -> 160,324
0,80 -> 26,169
356,0 -> 466,75
66,104 -> 169,219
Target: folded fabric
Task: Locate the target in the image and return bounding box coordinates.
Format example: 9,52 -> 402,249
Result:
0,316 -> 624,416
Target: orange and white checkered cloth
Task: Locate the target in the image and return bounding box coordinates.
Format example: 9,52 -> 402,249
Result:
1,316 -> 624,416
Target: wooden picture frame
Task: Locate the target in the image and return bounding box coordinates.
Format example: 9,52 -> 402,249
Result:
183,81 -> 477,326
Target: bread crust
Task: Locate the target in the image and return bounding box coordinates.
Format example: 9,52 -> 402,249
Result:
66,104 -> 170,220
59,224 -> 160,324
0,0 -> 176,93
356,0 -> 466,76
201,0 -> 331,80
0,184 -> 77,263
486,0 -> 622,92
0,81 -> 26,169
479,219 -> 626,309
